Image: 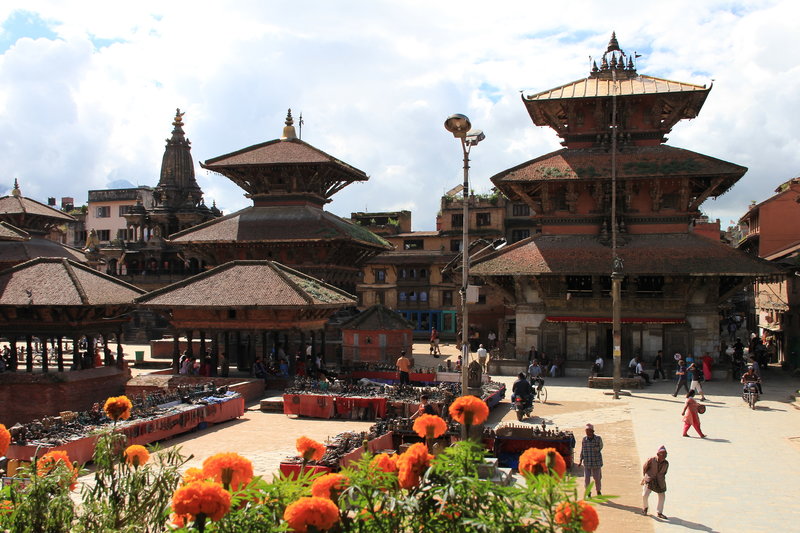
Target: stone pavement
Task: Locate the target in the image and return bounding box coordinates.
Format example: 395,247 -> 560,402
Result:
121,344 -> 800,531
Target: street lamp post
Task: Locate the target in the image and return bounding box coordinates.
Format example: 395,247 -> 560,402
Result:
444,114 -> 485,396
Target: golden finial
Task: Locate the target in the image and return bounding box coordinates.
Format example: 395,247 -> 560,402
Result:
11,178 -> 20,197
173,108 -> 185,127
281,108 -> 297,140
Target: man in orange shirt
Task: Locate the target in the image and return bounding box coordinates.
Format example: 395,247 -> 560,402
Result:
396,350 -> 411,385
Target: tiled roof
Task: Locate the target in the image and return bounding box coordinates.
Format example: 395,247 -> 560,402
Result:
0,258 -> 144,306
492,145 -> 746,184
0,238 -> 87,264
168,205 -> 391,249
340,304 -> 414,331
470,233 -> 781,277
524,75 -> 709,101
365,250 -> 457,265
0,194 -> 75,222
0,221 -> 30,241
137,260 -> 356,308
202,138 -> 367,180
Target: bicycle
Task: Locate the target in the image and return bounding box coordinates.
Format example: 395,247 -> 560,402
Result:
529,377 -> 548,403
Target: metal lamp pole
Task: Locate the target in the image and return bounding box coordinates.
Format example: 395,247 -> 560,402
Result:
444,114 -> 484,396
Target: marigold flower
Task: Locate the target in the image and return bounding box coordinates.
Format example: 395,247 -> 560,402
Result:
124,445 -> 150,468
448,395 -> 489,426
103,395 -> 132,421
36,450 -> 77,490
0,424 -> 10,457
412,414 -> 448,439
171,480 -> 231,522
182,467 -> 207,485
0,500 -> 13,515
311,473 -> 349,499
554,500 -> 599,532
395,443 -> 432,490
170,512 -> 190,528
296,436 -> 326,462
370,453 -> 398,473
202,452 -> 254,491
518,447 -> 566,478
283,496 -> 340,532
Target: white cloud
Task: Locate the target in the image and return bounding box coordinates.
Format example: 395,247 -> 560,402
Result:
0,0 -> 797,231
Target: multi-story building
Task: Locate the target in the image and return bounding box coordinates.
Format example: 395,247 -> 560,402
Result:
86,186 -> 152,247
468,33 -> 780,364
736,177 -> 800,367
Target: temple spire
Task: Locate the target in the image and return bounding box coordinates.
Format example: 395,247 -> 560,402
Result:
607,31 -> 620,53
11,178 -> 20,197
281,109 -> 297,140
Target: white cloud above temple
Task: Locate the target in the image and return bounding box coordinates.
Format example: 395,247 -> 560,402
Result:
0,0 -> 797,230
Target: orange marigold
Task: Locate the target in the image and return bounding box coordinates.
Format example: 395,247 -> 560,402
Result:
283,496 -> 340,533
311,473 -> 349,499
370,453 -> 398,473
448,395 -> 489,426
170,512 -> 190,528
0,424 -> 10,457
518,447 -> 567,478
103,395 -> 132,421
202,452 -> 254,491
36,450 -> 77,490
412,414 -> 448,439
296,436 -> 326,462
554,500 -> 599,532
395,443 -> 432,490
124,445 -> 150,468
182,467 -> 207,485
171,480 -> 231,522
0,500 -> 13,515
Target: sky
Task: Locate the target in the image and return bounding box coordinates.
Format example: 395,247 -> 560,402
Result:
0,1 -> 798,231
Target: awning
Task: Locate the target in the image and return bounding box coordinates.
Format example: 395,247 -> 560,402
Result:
758,323 -> 783,332
546,316 -> 685,324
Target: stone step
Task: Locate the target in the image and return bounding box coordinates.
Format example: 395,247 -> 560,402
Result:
260,396 -> 284,412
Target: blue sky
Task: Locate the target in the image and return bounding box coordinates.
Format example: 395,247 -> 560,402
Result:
0,0 -> 798,230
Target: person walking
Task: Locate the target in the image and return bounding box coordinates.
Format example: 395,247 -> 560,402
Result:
672,360 -> 689,397
652,350 -> 666,381
687,361 -> 707,401
642,446 -> 669,519
396,350 -> 411,386
476,344 -> 489,372
681,390 -> 706,438
429,328 -> 441,357
579,423 -> 603,497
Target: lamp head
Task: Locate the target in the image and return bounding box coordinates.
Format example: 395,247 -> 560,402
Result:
466,129 -> 485,146
444,114 -> 472,138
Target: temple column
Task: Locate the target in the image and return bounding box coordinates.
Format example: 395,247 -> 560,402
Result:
186,330 -> 194,359
211,332 -> 219,377
234,330 -> 242,371
87,336 -> 96,367
116,328 -> 124,367
73,335 -> 80,370
199,330 -> 207,359
57,336 -> 64,372
103,333 -> 114,366
173,334 -> 181,373
222,331 -> 230,377
10,337 -> 17,372
26,334 -> 33,373
41,336 -> 49,373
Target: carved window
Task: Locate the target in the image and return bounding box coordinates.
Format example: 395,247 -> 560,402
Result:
451,214 -> 463,227
95,206 -> 111,218
442,291 -> 453,306
636,276 -> 664,296
566,275 -> 593,297
476,212 -> 491,226
512,203 -> 530,216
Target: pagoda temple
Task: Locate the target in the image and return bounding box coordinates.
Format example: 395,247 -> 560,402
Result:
0,180 -> 86,271
169,110 -> 391,294
119,109 -> 221,278
471,33 -> 780,363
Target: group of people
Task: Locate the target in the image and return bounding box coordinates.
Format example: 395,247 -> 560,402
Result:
527,347 -> 565,378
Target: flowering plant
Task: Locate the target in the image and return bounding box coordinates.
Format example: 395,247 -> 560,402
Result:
124,444 -> 150,468
103,395 -> 133,422
296,436 -> 326,463
412,414 -> 448,439
202,452 -> 253,491
0,423 -> 10,457
448,395 -> 489,426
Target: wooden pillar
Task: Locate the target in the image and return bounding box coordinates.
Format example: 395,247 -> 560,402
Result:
320,329 -> 326,362
262,331 -> 269,362
103,333 -> 114,366
10,337 -> 18,372
26,335 -> 33,373
73,335 -> 80,370
199,330 -> 207,358
222,331 -> 230,377
173,334 -> 181,374
186,330 -> 194,358
235,330 -> 242,371
116,329 -> 124,367
211,332 -> 219,377
248,332 -> 256,370
57,336 -> 64,372
41,336 -> 49,373
87,336 -> 96,368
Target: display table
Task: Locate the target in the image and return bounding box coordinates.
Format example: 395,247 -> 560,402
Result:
6,394 -> 245,465
334,397 -> 388,419
492,435 -> 575,469
282,394 -> 336,418
484,385 -> 506,408
350,371 -> 437,384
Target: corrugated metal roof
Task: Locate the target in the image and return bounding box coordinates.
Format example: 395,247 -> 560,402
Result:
524,75 -> 708,101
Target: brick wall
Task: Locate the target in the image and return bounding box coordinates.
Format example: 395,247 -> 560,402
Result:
126,374 -> 265,403
0,366 -> 131,426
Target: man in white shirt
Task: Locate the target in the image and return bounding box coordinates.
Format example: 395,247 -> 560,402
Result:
477,344 -> 489,372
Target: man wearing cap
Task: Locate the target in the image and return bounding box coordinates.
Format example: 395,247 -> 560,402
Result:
578,423 -> 603,497
642,446 -> 669,519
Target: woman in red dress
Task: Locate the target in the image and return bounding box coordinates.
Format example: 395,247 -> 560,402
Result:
701,352 -> 713,381
681,390 -> 706,438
